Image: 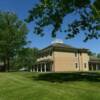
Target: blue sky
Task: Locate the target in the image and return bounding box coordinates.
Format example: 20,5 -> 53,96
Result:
0,0 -> 100,53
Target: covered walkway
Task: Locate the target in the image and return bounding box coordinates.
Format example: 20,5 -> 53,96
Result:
89,57 -> 100,71
32,59 -> 53,72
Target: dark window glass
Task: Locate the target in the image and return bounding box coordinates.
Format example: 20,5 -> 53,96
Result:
84,63 -> 87,68
75,63 -> 78,68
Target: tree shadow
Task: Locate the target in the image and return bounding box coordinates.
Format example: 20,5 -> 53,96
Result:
33,72 -> 100,83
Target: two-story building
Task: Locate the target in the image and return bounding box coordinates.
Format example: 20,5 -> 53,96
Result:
32,42 -> 100,72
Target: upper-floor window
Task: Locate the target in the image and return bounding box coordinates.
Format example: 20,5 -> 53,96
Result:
75,52 -> 77,57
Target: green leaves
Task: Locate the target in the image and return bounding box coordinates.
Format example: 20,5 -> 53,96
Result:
26,0 -> 77,37
26,0 -> 100,41
0,11 -> 28,71
11,48 -> 39,71
93,0 -> 100,11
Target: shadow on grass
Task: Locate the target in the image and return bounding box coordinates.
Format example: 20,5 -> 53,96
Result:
33,72 -> 100,83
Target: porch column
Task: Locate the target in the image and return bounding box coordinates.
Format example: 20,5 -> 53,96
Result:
32,66 -> 34,72
34,65 -> 36,72
50,63 -> 52,72
44,63 -> 46,72
96,64 -> 98,70
36,65 -> 38,72
91,64 -> 93,71
40,64 -> 42,72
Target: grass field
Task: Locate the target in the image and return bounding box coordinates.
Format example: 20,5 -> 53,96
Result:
0,72 -> 100,100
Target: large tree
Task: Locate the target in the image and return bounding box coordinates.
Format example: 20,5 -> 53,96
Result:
0,11 -> 28,71
11,48 -> 39,71
26,0 -> 100,41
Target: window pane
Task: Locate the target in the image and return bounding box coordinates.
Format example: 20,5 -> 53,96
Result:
84,63 -> 87,68
75,63 -> 78,69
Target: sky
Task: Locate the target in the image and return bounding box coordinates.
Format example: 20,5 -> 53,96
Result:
0,0 -> 100,53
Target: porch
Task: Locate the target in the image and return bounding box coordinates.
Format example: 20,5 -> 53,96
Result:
89,57 -> 100,71
32,59 -> 53,72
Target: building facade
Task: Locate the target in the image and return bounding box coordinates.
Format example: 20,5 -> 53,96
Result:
33,43 -> 100,72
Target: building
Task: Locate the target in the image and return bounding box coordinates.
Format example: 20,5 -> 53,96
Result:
33,43 -> 100,72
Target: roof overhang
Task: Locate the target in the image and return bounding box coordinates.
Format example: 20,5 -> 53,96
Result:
89,57 -> 100,64
36,59 -> 53,64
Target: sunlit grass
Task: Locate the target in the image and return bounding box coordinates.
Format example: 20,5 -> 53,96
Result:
0,72 -> 100,100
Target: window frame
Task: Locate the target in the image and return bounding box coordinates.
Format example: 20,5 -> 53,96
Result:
84,63 -> 87,68
75,63 -> 78,69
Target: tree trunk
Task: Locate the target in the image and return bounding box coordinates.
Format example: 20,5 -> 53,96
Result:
3,57 -> 10,72
4,58 -> 6,71
7,57 -> 10,72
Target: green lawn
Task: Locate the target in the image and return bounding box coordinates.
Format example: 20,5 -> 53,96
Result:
0,72 -> 100,100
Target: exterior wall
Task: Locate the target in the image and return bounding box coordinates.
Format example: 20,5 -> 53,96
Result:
53,51 -> 89,72
80,53 -> 89,71
37,51 -> 90,72
53,51 -> 77,72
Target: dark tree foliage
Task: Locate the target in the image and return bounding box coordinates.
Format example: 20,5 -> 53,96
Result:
26,0 -> 100,41
0,11 -> 28,71
97,53 -> 100,58
11,48 -> 39,71
66,0 -> 100,42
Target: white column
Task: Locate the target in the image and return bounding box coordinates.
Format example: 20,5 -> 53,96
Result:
40,64 -> 42,72
34,66 -> 35,72
92,64 -> 93,71
91,64 -> 93,71
44,63 -> 46,72
36,65 -> 38,72
96,64 -> 98,70
32,66 -> 35,72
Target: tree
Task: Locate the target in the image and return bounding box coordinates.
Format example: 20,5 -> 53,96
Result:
0,11 -> 28,71
89,52 -> 97,57
97,53 -> 100,58
66,0 -> 100,42
11,48 -> 39,71
26,0 -> 100,41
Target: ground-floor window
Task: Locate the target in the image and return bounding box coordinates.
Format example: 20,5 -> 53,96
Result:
84,63 -> 87,68
75,63 -> 78,69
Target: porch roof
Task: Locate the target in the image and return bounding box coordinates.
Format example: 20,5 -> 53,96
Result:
89,57 -> 100,64
36,59 -> 53,64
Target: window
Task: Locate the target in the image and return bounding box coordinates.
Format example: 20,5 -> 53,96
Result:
75,63 -> 78,69
84,63 -> 87,68
75,52 -> 77,57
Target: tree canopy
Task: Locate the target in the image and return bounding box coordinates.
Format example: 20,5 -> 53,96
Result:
26,0 -> 100,41
11,48 -> 39,71
0,11 -> 28,71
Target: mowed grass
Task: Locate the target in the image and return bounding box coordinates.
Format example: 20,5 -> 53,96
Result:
0,72 -> 100,100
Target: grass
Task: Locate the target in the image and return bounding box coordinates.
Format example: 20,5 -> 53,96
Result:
0,72 -> 100,100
